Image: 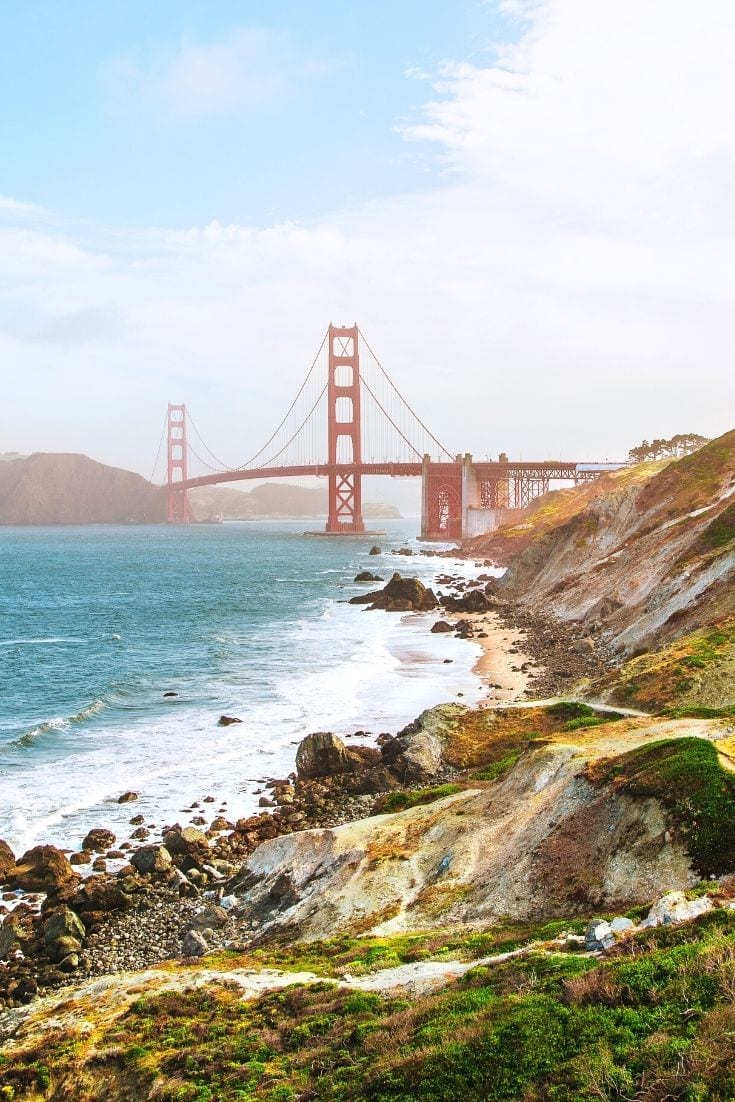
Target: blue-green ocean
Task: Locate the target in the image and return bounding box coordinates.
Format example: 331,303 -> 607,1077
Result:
0,521 -> 485,853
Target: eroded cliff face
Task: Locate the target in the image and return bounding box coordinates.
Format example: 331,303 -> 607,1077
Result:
491,431 -> 735,655
227,716 -> 732,943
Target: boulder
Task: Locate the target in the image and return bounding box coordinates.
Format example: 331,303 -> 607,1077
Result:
9,845 -> 78,894
82,827 -> 116,853
430,620 -> 454,634
368,545 -> 382,555
584,919 -> 615,951
349,573 -> 435,612
43,907 -> 85,949
0,839 -> 15,881
70,851 -> 92,866
130,845 -> 172,875
296,732 -> 362,779
74,876 -> 133,915
218,715 -> 242,726
163,826 -> 210,859
0,921 -> 18,959
189,904 -> 228,932
117,791 -> 139,803
181,929 -> 208,957
384,703 -> 468,783
354,571 -> 383,582
461,589 -> 491,613
47,934 -> 83,965
641,890 -> 714,929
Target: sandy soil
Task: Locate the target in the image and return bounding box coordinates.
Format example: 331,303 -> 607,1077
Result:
467,612 -> 536,704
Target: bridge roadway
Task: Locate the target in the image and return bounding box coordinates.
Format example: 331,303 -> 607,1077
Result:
170,458 -> 624,539
174,458 -> 615,493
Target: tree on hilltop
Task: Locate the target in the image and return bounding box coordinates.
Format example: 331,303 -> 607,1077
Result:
628,433 -> 710,464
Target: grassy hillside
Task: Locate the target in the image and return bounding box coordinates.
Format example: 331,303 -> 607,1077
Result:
6,910 -> 735,1100
588,619 -> 735,712
463,460 -> 668,564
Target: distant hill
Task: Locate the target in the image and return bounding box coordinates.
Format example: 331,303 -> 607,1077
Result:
0,454 -> 401,524
190,483 -> 401,520
0,453 -> 164,525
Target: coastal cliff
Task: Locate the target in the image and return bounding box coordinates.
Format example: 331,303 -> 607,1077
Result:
3,430 -> 735,1100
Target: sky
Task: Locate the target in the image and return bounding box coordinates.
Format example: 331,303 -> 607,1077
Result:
2,0 -> 735,490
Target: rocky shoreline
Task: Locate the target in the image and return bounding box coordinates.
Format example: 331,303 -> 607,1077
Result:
0,548 -> 612,1012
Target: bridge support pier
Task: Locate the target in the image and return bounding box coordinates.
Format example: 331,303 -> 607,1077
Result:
325,323 -> 365,534
166,402 -> 192,524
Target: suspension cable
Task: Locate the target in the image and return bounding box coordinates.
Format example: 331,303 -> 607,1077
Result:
235,331 -> 328,470
187,439 -> 222,474
148,411 -> 168,484
186,410 -> 231,471
361,377 -> 423,460
358,327 -> 453,460
258,383 -> 328,469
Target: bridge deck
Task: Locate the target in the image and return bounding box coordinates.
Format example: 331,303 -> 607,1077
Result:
170,459 -> 624,493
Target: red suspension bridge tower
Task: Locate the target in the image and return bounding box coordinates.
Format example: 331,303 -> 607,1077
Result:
158,323 -> 626,535
166,402 -> 192,524
326,323 -> 365,534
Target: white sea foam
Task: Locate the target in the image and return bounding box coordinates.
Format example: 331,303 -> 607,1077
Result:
0,537 -> 494,854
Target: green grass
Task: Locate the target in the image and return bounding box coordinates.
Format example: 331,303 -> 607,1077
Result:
375,784 -> 462,815
471,751 -> 523,781
589,737 -> 735,875
698,499 -> 735,551
10,914 -> 735,1100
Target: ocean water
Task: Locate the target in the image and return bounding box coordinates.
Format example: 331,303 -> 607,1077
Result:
0,520 -> 486,854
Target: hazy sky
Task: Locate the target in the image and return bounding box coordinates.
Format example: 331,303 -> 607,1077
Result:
2,0 -> 734,482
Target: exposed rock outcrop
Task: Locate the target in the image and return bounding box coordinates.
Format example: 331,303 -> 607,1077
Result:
472,431 -> 735,657
227,716 -> 719,944
349,572 -> 438,612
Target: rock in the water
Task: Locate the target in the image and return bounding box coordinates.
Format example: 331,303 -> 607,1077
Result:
296,732 -> 361,779
82,828 -> 116,853
430,620 -> 454,634
163,691 -> 178,697
641,890 -> 713,928
130,845 -> 173,875
368,545 -> 382,555
354,571 -> 383,582
181,929 -> 208,957
218,715 -> 242,726
0,839 -> 16,882
117,791 -> 139,803
349,573 -> 436,612
9,845 -> 78,894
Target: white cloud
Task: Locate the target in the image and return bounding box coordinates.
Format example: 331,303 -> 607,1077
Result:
0,195 -> 49,218
107,29 -> 336,120
3,0 -> 735,476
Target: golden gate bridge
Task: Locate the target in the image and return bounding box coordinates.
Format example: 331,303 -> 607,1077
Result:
150,324 -> 624,540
